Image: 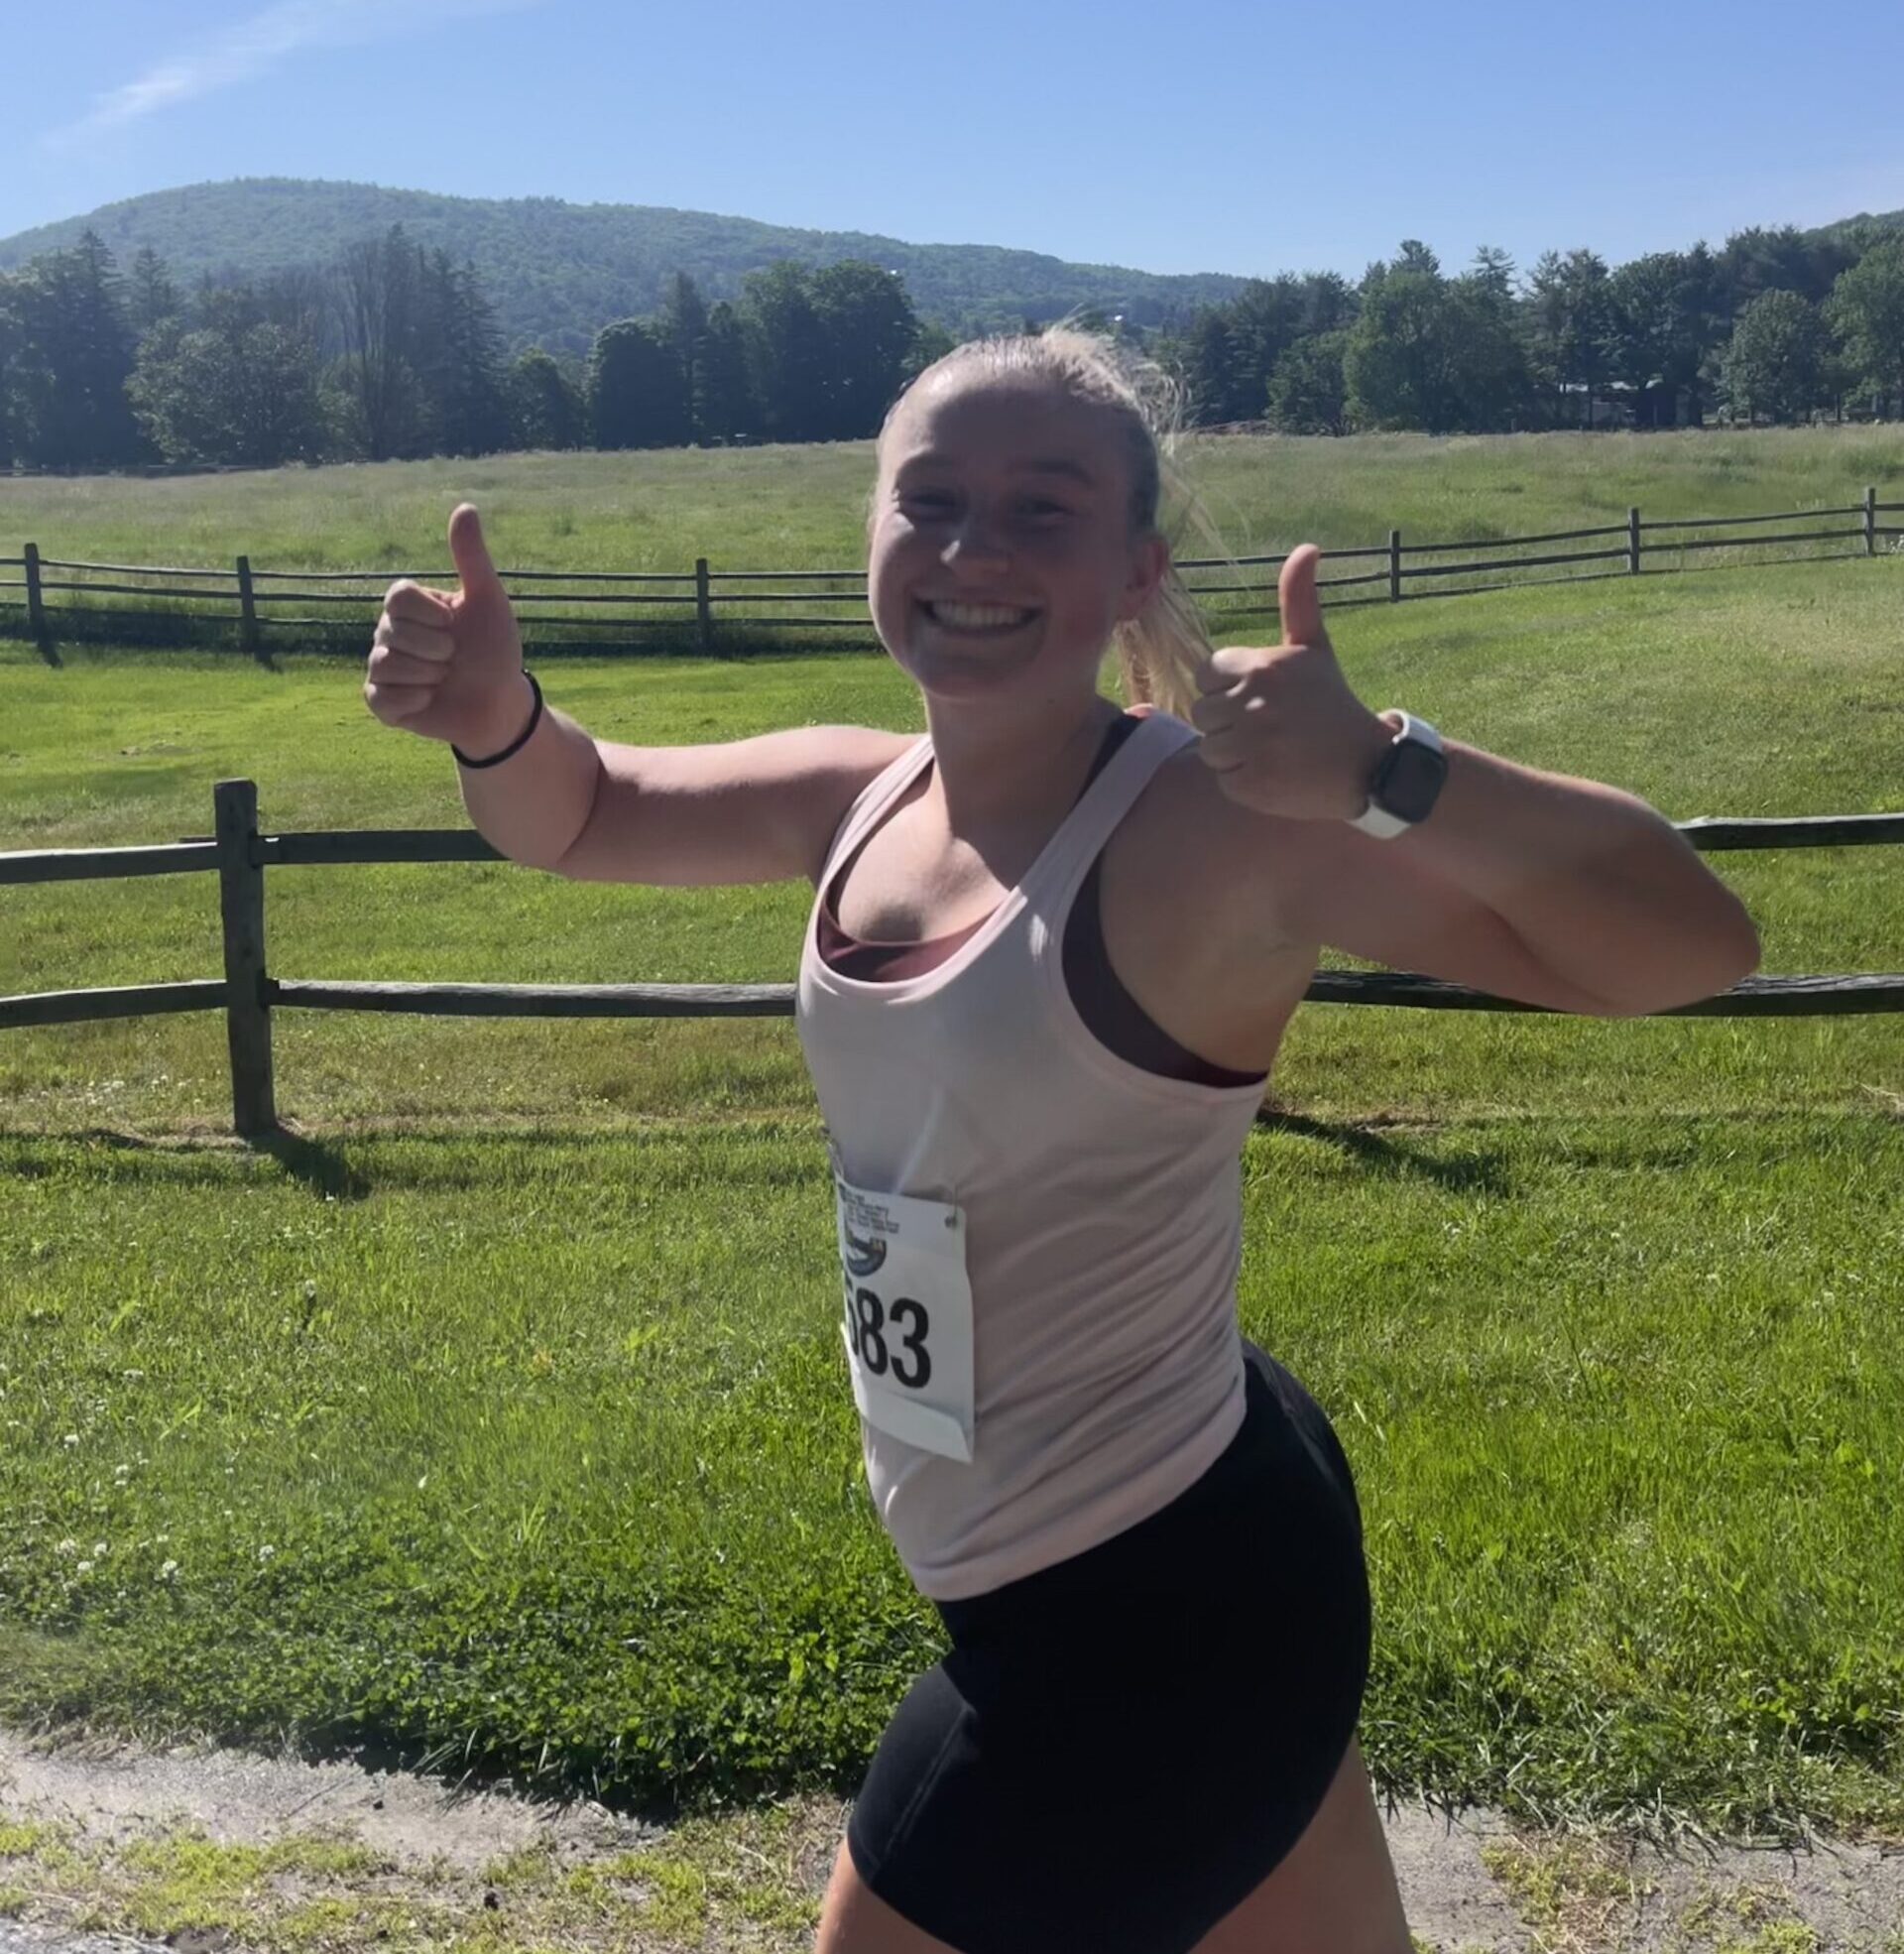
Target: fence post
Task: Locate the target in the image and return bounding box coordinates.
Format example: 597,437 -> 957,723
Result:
1628,507 -> 1642,575
694,557 -> 713,652
235,554 -> 260,656
1388,530 -> 1401,602
214,779 -> 277,1138
24,542 -> 47,649
1865,486 -> 1878,556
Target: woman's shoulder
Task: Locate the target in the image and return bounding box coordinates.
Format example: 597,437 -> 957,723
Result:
1117,731 -> 1328,959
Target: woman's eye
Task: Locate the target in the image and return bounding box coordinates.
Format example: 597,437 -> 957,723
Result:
1017,499 -> 1070,521
900,490 -> 955,515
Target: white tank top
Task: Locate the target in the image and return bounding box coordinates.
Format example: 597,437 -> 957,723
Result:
794,711 -> 1268,1601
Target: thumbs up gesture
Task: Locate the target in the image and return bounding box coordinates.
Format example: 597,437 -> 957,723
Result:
363,504 -> 532,753
1190,545 -> 1394,822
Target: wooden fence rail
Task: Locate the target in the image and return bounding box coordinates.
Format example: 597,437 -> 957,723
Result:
3,783 -> 1901,1138
5,491 -> 1900,656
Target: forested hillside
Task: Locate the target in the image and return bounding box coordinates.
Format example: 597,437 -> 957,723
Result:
4,183 -> 1902,474
0,179 -> 1251,353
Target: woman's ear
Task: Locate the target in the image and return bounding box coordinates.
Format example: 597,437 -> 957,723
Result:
1117,532 -> 1171,622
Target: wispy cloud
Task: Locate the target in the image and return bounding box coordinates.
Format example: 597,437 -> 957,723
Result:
49,0 -> 543,150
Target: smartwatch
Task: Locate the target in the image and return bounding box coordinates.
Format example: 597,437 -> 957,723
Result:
1348,710 -> 1447,839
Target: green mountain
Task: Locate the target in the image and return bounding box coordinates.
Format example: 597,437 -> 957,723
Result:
1812,207 -> 1904,247
0,178 -> 1253,356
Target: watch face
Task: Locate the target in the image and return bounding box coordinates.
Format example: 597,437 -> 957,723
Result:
1373,740 -> 1448,822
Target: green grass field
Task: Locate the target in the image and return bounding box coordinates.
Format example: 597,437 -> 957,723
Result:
2,433 -> 1901,1842
5,423 -> 1902,577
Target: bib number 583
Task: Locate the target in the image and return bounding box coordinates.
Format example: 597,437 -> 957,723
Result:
843,1280 -> 932,1390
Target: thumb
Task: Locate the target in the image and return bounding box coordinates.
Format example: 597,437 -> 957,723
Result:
447,503 -> 501,600
1277,543 -> 1327,648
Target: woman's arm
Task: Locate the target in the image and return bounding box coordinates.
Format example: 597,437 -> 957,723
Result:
1269,744 -> 1760,1016
1191,547 -> 1760,1017
365,504 -> 912,887
549,722 -> 915,887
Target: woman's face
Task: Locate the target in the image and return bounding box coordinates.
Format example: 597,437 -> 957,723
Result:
867,371 -> 1165,707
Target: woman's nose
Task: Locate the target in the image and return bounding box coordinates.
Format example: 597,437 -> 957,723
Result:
941,508 -> 1010,569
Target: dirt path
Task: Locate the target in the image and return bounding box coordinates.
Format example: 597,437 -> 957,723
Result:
0,1728 -> 1899,1953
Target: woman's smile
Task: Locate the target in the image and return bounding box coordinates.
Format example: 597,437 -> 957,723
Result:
915,597 -> 1043,637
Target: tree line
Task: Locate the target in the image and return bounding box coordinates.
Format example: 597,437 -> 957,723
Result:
1154,227 -> 1904,433
1,218 -> 1900,473
0,225 -> 956,471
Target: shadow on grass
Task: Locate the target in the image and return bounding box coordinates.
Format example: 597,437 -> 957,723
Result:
0,1122 -> 374,1201
1251,1104 -> 1516,1194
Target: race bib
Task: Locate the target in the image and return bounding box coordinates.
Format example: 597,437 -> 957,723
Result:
834,1171 -> 975,1463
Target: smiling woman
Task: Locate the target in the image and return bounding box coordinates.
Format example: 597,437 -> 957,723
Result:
865,331 -> 1214,727
361,320 -> 1757,1954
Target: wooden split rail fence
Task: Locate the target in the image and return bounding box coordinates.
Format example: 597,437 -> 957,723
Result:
3,491 -> 1901,654
3,781 -> 1900,1137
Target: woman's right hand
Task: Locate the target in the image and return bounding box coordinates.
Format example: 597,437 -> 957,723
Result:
363,503 -> 533,754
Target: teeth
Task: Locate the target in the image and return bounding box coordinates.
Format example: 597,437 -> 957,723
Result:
927,601 -> 1036,630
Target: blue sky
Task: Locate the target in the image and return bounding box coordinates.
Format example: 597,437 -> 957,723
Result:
8,0 -> 1901,281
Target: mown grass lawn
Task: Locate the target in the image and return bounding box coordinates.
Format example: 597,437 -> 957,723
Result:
1,530 -> 1900,1838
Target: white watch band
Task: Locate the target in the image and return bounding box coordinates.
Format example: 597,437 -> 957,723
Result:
1348,710 -> 1442,839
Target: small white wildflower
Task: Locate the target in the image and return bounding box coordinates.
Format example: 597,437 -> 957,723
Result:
55,1537 -> 77,1556
74,1561 -> 93,1577
62,1433 -> 80,1448
257,1544 -> 275,1562
160,1559 -> 179,1581
114,1465 -> 132,1484
93,1541 -> 107,1557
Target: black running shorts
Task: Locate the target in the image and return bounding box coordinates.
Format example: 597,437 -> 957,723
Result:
845,1339 -> 1372,1954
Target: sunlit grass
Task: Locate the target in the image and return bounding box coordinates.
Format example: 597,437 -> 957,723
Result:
1,525 -> 1900,1837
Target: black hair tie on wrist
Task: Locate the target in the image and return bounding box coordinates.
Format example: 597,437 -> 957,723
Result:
453,671 -> 542,768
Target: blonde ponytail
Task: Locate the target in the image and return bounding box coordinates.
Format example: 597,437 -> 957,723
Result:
1112,563 -> 1215,722
881,320 -> 1230,719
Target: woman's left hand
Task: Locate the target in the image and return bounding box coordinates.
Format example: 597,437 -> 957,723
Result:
1190,544 -> 1395,822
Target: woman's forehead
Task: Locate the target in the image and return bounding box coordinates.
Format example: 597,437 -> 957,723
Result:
882,373 -> 1125,479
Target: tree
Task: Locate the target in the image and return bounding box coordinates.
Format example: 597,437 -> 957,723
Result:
1606,249 -> 1724,427
127,247 -> 178,338
258,266 -> 331,352
740,262 -> 830,441
128,311 -> 328,466
1449,252 -> 1532,430
334,226 -> 425,460
901,317 -> 957,385
1527,248 -> 1614,427
1827,240 -> 1904,416
658,272 -> 711,441
1177,306 -> 1242,425
507,348 -> 586,450
6,232 -> 145,468
808,261 -> 919,439
417,251 -> 512,455
1343,247 -> 1466,432
1222,279 -> 1311,418
1717,224 -> 1851,313
588,317 -> 688,448
1266,330 -> 1348,433
0,275 -> 21,468
696,301 -> 759,442
1721,290 -> 1828,425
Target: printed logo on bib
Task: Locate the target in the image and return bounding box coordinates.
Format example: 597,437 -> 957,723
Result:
833,1174 -> 975,1463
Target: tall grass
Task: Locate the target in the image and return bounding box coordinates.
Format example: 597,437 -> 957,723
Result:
4,425 -> 1900,575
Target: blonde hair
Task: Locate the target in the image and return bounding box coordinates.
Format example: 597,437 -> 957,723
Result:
875,323 -> 1219,720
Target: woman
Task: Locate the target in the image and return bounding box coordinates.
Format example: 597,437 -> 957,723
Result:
364,328 -> 1760,1953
